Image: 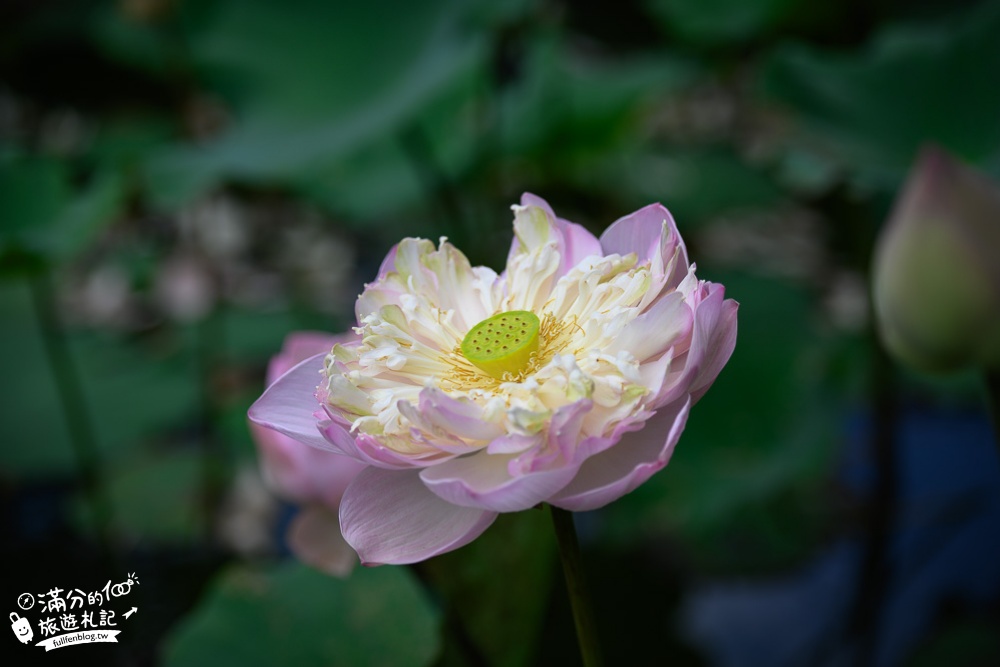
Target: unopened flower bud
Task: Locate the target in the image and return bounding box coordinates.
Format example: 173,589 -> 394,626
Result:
873,145 -> 1000,373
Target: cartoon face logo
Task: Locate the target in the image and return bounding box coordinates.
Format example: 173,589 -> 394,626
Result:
10,613 -> 33,644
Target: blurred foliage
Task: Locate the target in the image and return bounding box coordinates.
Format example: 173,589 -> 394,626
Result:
761,0 -> 1000,190
2,0 -> 999,664
163,562 -> 441,667
904,616 -> 1000,667
421,510 -> 557,667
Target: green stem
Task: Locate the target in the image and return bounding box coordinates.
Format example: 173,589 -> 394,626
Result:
986,371 -> 1000,456
549,505 -> 604,667
194,296 -> 229,544
28,270 -> 118,572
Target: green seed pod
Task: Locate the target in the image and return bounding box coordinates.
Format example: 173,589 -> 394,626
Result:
461,311 -> 540,380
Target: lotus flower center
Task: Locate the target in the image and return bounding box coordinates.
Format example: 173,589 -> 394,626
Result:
460,310 -> 540,380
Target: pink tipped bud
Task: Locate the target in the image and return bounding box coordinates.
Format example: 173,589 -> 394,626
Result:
873,145 -> 1000,373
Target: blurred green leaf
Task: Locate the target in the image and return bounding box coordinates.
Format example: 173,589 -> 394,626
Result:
645,0 -> 808,45
761,1 -> 1000,190
0,283 -> 199,478
74,448 -> 203,543
591,149 -> 786,224
0,155 -> 71,260
140,0 -> 488,210
0,155 -> 125,269
49,169 -> 126,259
87,116 -> 176,170
164,561 -> 441,667
296,136 -> 427,224
498,40 -> 698,161
87,3 -> 180,77
422,511 -> 555,667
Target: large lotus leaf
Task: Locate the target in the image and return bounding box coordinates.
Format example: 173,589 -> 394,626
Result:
138,0 -> 487,209
760,2 -> 1000,189
163,562 -> 441,667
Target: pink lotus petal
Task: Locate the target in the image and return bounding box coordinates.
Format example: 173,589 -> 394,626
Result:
419,450 -> 580,512
509,193 -> 603,279
656,283 -> 738,408
287,505 -> 357,577
599,202 -> 688,270
607,290 -> 693,362
254,423 -> 364,506
600,203 -> 691,308
505,398 -> 594,474
318,416 -> 449,469
550,396 -> 692,511
376,243 -> 399,280
340,467 -> 497,565
520,192 -> 558,218
416,387 -> 506,442
486,433 -> 540,455
248,353 -> 331,451
691,293 -> 738,403
573,411 -> 651,463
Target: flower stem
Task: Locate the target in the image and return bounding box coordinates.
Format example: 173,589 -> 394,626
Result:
195,306 -> 228,543
28,270 -> 119,573
985,371 -> 1000,456
549,505 -> 604,667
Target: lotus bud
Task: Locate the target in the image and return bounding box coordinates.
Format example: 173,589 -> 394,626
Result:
873,145 -> 1000,373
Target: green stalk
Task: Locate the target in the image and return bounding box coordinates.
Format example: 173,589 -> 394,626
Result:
28,269 -> 118,572
549,505 -> 604,667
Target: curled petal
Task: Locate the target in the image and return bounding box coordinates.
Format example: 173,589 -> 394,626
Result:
318,416 -> 449,469
550,396 -> 691,511
420,450 -> 580,513
248,353 -> 330,451
357,237 -> 490,332
376,243 -> 399,279
607,290 -> 692,362
417,387 -> 506,442
690,294 -> 738,403
519,193 -> 603,277
340,467 -> 497,565
600,203 -> 690,307
599,203 -> 687,268
653,283 -> 737,408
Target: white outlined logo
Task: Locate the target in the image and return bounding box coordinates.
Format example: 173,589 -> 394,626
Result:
10,613 -> 33,644
9,572 -> 140,652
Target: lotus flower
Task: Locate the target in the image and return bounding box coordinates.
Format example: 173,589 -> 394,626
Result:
250,332 -> 366,576
250,194 -> 737,565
